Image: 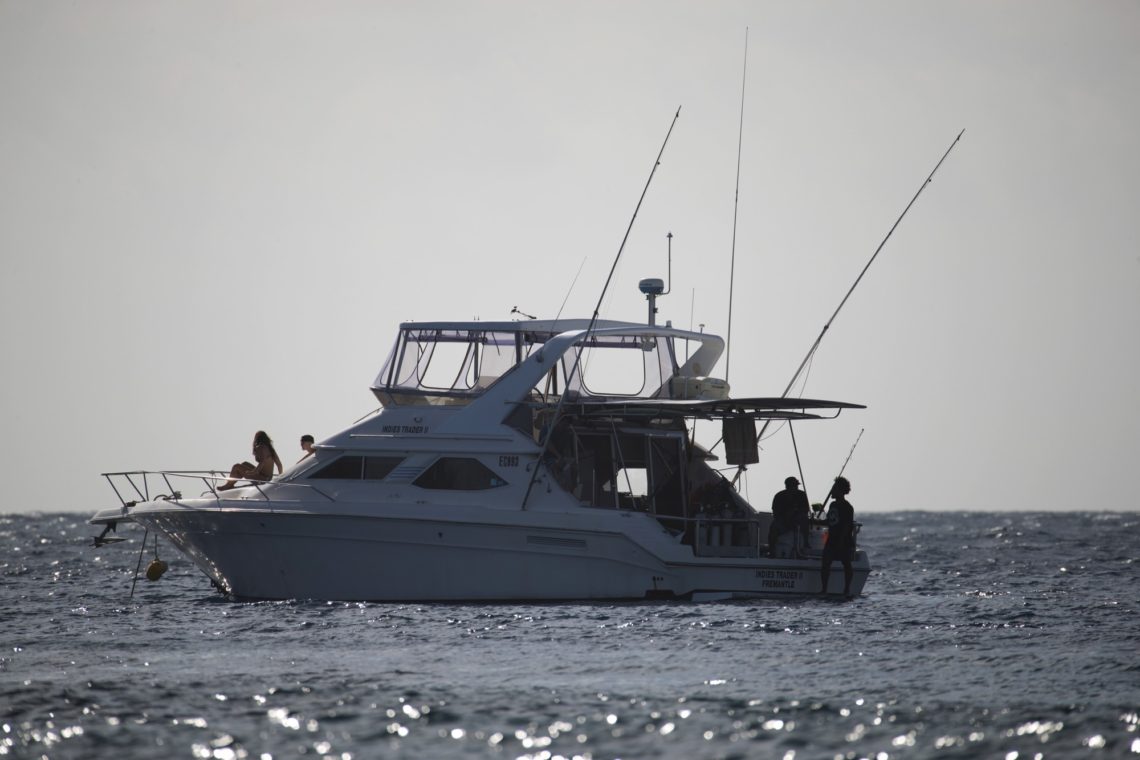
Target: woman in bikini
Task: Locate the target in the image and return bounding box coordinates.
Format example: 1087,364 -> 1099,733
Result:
217,430 -> 283,491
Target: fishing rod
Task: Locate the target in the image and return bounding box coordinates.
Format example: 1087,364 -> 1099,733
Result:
725,28 -> 749,385
754,128 -> 965,447
582,107 -> 681,341
815,427 -> 864,515
521,107 -> 683,509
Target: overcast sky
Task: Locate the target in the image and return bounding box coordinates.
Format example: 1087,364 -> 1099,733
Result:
2,1 -> 1137,514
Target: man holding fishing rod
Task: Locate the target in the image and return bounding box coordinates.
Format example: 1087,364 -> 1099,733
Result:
820,476 -> 857,597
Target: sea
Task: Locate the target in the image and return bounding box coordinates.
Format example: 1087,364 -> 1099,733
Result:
1,511 -> 1137,760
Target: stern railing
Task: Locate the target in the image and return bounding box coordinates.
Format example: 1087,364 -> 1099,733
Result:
653,514 -> 862,560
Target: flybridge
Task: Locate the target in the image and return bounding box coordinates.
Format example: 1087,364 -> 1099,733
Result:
370,319 -> 727,407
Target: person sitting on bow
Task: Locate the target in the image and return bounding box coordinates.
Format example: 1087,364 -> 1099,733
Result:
217,430 -> 282,491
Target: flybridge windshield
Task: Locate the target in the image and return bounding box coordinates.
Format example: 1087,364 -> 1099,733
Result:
380,328 -> 536,395
371,324 -> 691,405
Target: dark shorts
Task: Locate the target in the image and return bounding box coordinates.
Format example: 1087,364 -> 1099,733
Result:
822,541 -> 854,564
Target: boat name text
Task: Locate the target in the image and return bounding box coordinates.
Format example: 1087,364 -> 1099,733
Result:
382,425 -> 428,434
755,569 -> 803,589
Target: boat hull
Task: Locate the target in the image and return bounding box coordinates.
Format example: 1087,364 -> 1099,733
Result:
103,502 -> 871,601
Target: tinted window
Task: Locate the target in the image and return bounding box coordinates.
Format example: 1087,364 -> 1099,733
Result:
309,456 -> 363,480
413,458 -> 507,490
364,456 -> 403,480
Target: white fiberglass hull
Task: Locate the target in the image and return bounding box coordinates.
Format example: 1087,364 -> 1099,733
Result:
94,500 -> 871,601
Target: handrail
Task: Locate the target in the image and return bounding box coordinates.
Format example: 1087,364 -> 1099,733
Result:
102,470 -> 222,505
650,512 -> 861,559
101,470 -> 336,508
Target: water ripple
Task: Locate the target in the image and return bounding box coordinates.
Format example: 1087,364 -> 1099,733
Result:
1,511 -> 1137,758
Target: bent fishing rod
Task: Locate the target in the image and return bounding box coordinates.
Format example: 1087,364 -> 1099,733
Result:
521,107 -> 682,509
754,128 -> 965,447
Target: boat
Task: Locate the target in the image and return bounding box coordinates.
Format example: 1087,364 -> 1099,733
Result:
90,281 -> 871,601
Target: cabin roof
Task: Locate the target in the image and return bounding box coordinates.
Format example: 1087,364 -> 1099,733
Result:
558,396 -> 866,421
396,319 -> 715,341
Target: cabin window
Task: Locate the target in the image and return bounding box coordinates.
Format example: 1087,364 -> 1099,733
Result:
308,455 -> 406,481
364,456 -> 403,480
575,343 -> 648,396
419,339 -> 478,391
309,456 -> 364,479
609,467 -> 649,511
413,458 -> 507,490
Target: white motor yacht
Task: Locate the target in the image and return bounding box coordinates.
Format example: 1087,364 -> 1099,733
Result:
90,284 -> 870,601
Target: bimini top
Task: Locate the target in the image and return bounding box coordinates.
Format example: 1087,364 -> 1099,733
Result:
371,319 -> 726,407
560,396 -> 867,421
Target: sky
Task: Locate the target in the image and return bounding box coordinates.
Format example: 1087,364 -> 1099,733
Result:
1,1 -> 1138,514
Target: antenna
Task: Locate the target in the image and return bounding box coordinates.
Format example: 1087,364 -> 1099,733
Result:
639,231 -> 674,325
511,306 -> 537,320
553,257 -> 588,324
639,277 -> 665,325
725,27 -> 749,384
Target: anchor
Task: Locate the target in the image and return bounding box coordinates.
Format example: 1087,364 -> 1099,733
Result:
92,522 -> 125,547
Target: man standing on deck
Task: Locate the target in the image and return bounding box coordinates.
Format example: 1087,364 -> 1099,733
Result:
769,476 -> 810,557
820,476 -> 856,597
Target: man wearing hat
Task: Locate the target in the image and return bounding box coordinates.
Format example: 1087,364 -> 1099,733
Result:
769,476 -> 811,558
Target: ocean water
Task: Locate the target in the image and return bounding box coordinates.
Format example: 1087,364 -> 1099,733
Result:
1,511 -> 1137,760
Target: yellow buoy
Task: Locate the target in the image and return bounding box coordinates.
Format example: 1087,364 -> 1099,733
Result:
145,559 -> 169,581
